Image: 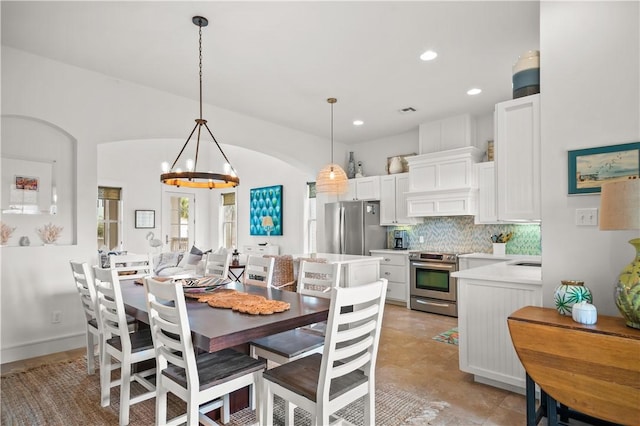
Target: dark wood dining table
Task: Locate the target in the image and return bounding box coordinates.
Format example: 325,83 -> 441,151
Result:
120,280 -> 331,353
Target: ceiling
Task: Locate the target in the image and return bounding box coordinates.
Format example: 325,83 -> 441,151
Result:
1,1 -> 540,145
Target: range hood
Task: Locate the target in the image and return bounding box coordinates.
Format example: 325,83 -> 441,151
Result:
405,147 -> 484,217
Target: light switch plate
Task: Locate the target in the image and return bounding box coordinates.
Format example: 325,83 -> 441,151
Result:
575,208 -> 598,226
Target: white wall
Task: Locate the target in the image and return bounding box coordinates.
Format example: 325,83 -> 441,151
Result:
98,140 -> 312,256
0,47 -> 332,362
540,2 -> 639,316
348,129 -> 419,177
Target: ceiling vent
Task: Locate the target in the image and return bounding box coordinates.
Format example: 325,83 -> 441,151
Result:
398,107 -> 417,114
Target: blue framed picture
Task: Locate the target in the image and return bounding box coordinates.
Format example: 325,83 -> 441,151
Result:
568,142 -> 640,195
249,185 -> 283,236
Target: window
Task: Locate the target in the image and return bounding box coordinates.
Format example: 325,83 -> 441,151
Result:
168,195 -> 191,252
97,186 -> 121,250
221,192 -> 237,249
306,182 -> 317,253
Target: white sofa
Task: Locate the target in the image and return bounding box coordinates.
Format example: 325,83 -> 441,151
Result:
152,246 -> 225,277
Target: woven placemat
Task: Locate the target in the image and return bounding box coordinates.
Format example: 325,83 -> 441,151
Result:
204,290 -> 291,315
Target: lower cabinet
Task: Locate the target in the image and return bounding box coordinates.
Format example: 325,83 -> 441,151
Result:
242,245 -> 279,256
339,259 -> 381,288
371,250 -> 409,306
458,277 -> 542,393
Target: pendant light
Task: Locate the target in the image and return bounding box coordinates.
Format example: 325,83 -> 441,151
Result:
160,16 -> 239,189
315,98 -> 348,194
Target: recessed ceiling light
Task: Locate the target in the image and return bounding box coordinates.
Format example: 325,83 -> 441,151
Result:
467,88 -> 482,95
353,120 -> 364,126
420,50 -> 438,61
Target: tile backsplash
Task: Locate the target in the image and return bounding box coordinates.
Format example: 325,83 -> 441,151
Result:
388,216 -> 541,255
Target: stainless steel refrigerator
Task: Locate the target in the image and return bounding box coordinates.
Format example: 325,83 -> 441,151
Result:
324,200 -> 386,255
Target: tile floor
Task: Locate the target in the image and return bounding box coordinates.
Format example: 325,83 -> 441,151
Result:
377,304 -> 527,425
2,304 -> 528,425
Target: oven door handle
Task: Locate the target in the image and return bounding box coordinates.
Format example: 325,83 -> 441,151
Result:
410,262 -> 456,271
415,299 -> 451,308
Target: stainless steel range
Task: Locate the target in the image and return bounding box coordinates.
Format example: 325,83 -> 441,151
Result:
409,251 -> 459,317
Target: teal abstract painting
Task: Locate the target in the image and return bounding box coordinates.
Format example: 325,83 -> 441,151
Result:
250,185 -> 283,236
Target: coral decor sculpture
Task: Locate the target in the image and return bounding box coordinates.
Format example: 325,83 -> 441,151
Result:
1,222 -> 16,245
37,222 -> 63,244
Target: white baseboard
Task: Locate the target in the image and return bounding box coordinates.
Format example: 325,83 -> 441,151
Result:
474,375 -> 526,396
1,332 -> 85,364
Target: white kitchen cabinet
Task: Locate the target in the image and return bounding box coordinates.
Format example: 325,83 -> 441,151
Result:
474,161 -> 498,224
419,113 -> 476,154
379,173 -> 420,226
495,94 -> 541,221
457,275 -> 542,393
405,147 -> 483,217
370,250 -> 409,306
339,258 -> 380,288
408,147 -> 482,192
339,176 -> 380,201
242,244 -> 279,256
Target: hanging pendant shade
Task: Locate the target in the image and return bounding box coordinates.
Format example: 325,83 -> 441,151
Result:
316,163 -> 349,194
316,98 -> 348,195
160,16 -> 239,189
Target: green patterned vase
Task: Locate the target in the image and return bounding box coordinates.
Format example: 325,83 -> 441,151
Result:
615,238 -> 640,329
554,280 -> 593,315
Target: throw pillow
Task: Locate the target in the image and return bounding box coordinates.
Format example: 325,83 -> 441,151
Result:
178,245 -> 207,267
153,252 -> 182,275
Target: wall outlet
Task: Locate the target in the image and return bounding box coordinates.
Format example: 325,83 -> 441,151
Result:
575,208 -> 598,226
419,236 -> 425,243
51,310 -> 62,324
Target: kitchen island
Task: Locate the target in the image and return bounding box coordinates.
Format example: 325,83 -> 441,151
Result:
293,253 -> 382,288
452,257 -> 543,394
454,256 -> 542,284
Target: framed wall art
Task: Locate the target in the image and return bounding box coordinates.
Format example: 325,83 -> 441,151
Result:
568,142 -> 640,195
135,210 -> 155,229
249,185 -> 283,236
1,157 -> 53,214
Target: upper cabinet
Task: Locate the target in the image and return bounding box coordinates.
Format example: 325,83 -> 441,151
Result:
474,161 -> 498,224
419,114 -> 476,154
495,94 -> 541,222
339,176 -> 380,201
380,173 -> 420,226
405,147 -> 483,217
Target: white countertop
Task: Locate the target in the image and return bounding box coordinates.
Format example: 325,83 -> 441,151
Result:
293,253 -> 383,265
369,249 -> 411,255
452,257 -> 542,285
458,252 -> 541,261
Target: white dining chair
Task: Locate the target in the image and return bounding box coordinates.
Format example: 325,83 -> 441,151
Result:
243,255 -> 275,288
204,252 -> 231,279
70,261 -> 101,375
93,266 -> 156,426
262,279 -> 388,426
109,253 -> 153,280
250,261 -> 340,365
143,276 -> 266,426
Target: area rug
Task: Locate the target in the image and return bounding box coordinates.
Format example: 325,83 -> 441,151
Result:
432,327 -> 459,345
1,357 -> 449,425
